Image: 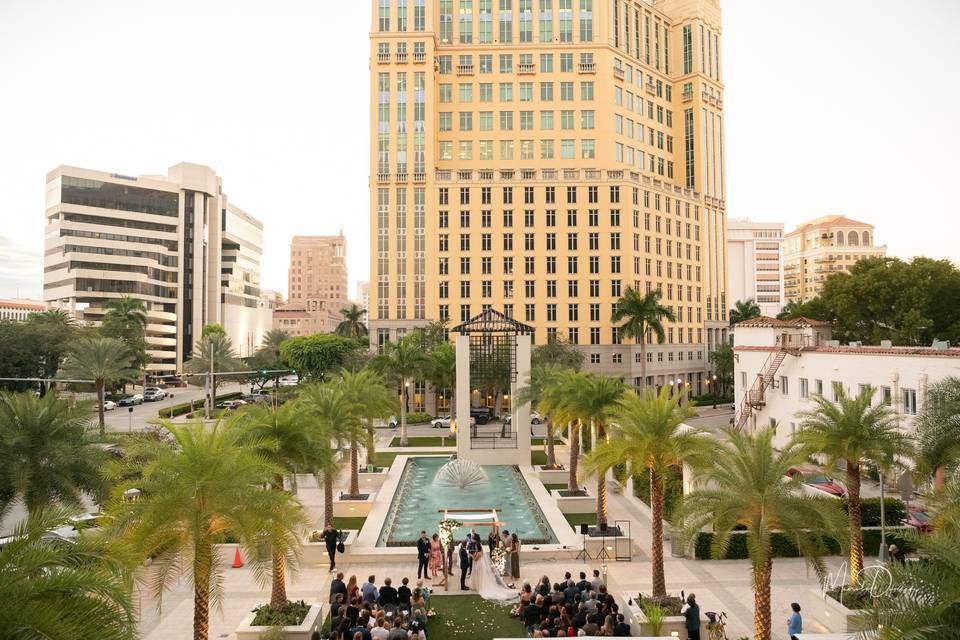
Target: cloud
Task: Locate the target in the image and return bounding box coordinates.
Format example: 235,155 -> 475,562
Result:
0,236 -> 41,299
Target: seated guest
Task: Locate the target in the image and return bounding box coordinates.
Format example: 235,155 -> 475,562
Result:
410,610 -> 428,639
409,588 -> 427,616
591,569 -> 604,592
537,576 -> 551,597
348,614 -> 372,640
601,614 -> 616,636
550,583 -> 565,605
572,603 -> 588,631
581,613 -> 600,637
378,577 -> 399,606
576,572 -> 591,593
361,576 -> 379,606
397,577 -> 412,609
369,617 -> 390,640
613,613 -> 631,636
347,575 -> 362,606
517,582 -> 533,616
582,591 -> 598,614
524,595 -> 544,632
415,579 -> 430,608
387,618 -> 407,640
563,580 -> 579,603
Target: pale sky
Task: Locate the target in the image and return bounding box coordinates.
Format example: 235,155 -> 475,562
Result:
1,0 -> 958,301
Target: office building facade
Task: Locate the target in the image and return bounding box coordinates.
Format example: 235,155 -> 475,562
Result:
726,219 -> 784,317
283,235 -> 348,335
43,163 -> 270,374
369,0 -> 728,396
783,215 -> 886,303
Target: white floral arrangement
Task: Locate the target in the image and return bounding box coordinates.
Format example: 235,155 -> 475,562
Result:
438,519 -> 463,548
491,544 -> 508,575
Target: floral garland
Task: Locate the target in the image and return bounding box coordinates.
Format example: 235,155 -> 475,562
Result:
438,519 -> 463,548
491,544 -> 508,575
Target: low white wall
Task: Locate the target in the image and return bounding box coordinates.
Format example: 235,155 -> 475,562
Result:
552,489 -> 595,514
235,603 -> 323,640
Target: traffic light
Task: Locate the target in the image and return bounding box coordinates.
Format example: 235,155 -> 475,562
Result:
260,368 -> 268,376
290,368 -> 297,374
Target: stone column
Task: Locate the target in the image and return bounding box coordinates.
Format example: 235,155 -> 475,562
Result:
513,334 -> 532,464
455,335 -> 471,461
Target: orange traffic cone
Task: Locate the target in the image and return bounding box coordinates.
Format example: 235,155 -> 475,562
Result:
232,547 -> 244,568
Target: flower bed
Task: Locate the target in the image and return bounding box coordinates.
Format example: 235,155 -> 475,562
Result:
252,600 -> 311,626
235,602 -> 323,640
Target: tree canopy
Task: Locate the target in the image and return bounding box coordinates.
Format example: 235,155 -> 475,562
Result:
782,257 -> 960,345
279,334 -> 359,382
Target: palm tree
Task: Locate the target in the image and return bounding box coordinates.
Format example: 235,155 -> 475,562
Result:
538,369 -> 586,491
517,363 -> 565,470
184,331 -> 241,416
370,337 -> 429,446
729,298 -> 762,325
111,419 -> 305,640
0,507 -> 136,640
104,295 -> 148,328
335,304 -> 368,339
857,526 -> 960,640
338,369 -> 396,492
0,392 -> 104,519
561,374 -> 626,526
583,386 -> 704,597
678,427 -> 845,640
423,342 -> 456,422
915,376 -> 960,489
258,328 -> 291,359
299,383 -> 361,526
60,336 -> 138,434
795,385 -> 908,584
230,402 -> 321,609
29,308 -> 75,326
612,288 -> 675,391
776,299 -> 804,321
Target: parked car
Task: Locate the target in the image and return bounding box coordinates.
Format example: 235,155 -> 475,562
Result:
504,411 -> 545,427
47,512 -> 105,542
904,505 -> 934,532
431,415 -> 452,429
102,400 -> 117,411
469,407 -> 492,425
241,393 -> 269,404
117,394 -> 143,407
216,399 -> 246,410
785,467 -> 846,498
278,377 -> 299,387
143,387 -> 167,402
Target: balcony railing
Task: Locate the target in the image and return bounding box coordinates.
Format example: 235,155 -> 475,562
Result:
395,173 -> 408,183
377,52 -> 390,64
613,66 -> 625,80
518,62 -> 535,74
395,52 -> 408,63
645,82 -> 656,95
579,62 -> 596,73
469,424 -> 517,450
377,173 -> 390,183
682,89 -> 693,102
413,52 -> 426,63
456,64 -> 474,75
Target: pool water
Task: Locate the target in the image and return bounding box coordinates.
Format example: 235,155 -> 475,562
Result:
377,456 -> 558,546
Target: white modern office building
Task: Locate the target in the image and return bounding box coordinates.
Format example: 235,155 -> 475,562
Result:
727,219 -> 784,317
43,163 -> 270,374
732,316 -> 960,448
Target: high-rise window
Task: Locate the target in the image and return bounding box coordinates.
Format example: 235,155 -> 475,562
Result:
440,0 -> 453,42
459,0 -> 473,43
684,109 -> 695,188
415,0 -> 426,31
378,0 -> 390,31
519,0 -> 533,41
499,0 -> 513,42
398,0 -> 408,31
558,0 -> 572,42
682,24 -> 693,74
539,0 -> 552,41
479,0 -> 493,42
578,0 -> 592,41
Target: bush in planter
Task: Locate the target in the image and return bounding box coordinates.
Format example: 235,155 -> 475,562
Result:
642,603 -> 666,634
825,587 -> 873,610
638,594 -> 683,616
251,600 -> 312,626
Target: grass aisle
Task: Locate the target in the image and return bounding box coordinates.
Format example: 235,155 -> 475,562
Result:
429,595 -> 517,640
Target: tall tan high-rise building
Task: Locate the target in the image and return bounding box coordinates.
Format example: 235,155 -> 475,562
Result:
783,215 -> 886,303
279,235 -> 348,335
369,0 -> 728,396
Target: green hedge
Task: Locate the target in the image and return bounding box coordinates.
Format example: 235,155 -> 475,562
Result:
693,526 -> 914,560
404,411 -> 433,424
849,498 -> 906,527
633,466 -> 684,519
158,392 -> 242,418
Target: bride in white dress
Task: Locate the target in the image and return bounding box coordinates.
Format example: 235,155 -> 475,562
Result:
468,537 -> 517,602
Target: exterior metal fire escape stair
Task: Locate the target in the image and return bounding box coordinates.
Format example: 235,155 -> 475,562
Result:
733,340 -> 801,431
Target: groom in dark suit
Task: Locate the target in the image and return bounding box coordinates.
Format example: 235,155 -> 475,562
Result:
458,540 -> 470,590
416,531 -> 430,579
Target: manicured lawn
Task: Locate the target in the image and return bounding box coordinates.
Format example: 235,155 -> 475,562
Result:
531,437 -> 546,445
543,484 -> 567,492
563,513 -> 597,529
331,516 -> 367,531
371,451 -> 447,469
530,450 -> 548,466
428,595 -> 518,640
389,436 -> 457,448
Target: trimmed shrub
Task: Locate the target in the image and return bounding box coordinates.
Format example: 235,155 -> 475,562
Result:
251,600 -> 311,626
848,497 -> 906,527
404,411 -> 433,424
693,526 -> 914,560
158,392 -> 242,418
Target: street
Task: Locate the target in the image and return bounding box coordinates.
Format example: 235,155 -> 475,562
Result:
102,382 -> 246,432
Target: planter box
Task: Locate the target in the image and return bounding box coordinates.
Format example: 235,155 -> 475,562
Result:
537,467 -> 569,485
235,603 -> 324,640
357,469 -> 390,491
810,588 -> 860,633
333,494 -> 375,517
620,593 -> 707,640
551,489 -> 594,514
303,530 -> 357,565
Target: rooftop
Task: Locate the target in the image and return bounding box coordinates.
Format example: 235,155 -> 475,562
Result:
732,315 -> 831,328
786,214 -> 874,236
735,344 -> 960,359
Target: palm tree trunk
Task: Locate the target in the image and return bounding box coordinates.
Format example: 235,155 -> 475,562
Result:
270,552 -> 287,610
595,421 -> 608,527
349,439 -> 359,495
640,339 -> 647,391
568,421 -> 581,492
545,420 -> 557,469
753,556 -> 773,640
193,545 -> 212,640
650,467 -> 666,597
96,379 -> 105,436
324,473 -> 334,528
400,380 -> 408,446
365,423 -> 377,468
847,462 -> 864,585
934,466 -> 946,490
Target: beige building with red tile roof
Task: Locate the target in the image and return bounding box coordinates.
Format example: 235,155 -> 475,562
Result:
783,215 -> 886,303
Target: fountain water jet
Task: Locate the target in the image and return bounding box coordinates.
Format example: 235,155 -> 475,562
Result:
433,458 -> 488,490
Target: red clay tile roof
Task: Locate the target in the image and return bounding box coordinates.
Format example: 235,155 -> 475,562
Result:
0,300 -> 45,311
734,345 -> 960,358
732,315 -> 831,328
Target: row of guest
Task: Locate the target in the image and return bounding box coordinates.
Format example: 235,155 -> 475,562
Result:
516,572 -> 628,637
330,573 -> 429,610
